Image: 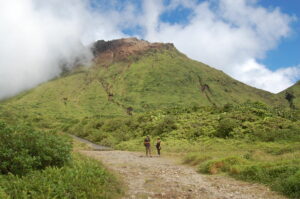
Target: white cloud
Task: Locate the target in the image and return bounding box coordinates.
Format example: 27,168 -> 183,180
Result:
0,0 -> 127,99
234,60 -> 300,93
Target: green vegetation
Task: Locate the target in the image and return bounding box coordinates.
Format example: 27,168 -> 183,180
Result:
0,154 -> 122,199
1,40 -> 299,198
0,121 -> 71,175
0,122 -> 122,199
181,140 -> 300,198
64,102 -> 299,146
279,81 -> 300,109
0,47 -> 287,129
64,102 -> 299,198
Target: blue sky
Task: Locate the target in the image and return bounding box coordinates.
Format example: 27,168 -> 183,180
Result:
259,0 -> 300,70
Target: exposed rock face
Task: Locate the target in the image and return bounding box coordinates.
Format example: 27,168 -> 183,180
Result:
91,37 -> 174,66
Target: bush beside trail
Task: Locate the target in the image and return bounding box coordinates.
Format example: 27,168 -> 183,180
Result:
0,122 -> 123,198
0,154 -> 123,199
0,121 -> 72,175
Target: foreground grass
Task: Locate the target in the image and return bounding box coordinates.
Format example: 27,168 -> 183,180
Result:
0,153 -> 123,199
117,138 -> 300,198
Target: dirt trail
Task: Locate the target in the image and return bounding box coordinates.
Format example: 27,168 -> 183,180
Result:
80,150 -> 286,199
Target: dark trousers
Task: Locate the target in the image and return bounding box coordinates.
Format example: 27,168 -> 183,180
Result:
156,147 -> 161,155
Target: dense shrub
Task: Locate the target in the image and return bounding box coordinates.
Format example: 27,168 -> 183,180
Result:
215,118 -> 240,138
280,170 -> 300,198
152,116 -> 177,136
222,103 -> 234,112
0,155 -> 123,199
0,122 -> 72,175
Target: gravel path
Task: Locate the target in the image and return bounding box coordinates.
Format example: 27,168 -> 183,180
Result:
80,150 -> 287,199
70,134 -> 112,151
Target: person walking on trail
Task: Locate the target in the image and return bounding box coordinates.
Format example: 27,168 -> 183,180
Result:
156,138 -> 161,156
144,136 -> 151,157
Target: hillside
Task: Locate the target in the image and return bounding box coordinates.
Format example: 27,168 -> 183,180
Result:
0,38 -> 285,127
280,81 -> 300,109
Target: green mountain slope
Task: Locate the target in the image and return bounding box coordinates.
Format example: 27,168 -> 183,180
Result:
0,38 -> 285,126
279,81 -> 300,109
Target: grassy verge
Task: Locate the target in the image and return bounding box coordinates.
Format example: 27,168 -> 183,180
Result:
0,153 -> 123,199
181,139 -> 300,199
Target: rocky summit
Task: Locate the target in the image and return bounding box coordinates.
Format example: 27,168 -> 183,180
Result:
92,37 -> 174,66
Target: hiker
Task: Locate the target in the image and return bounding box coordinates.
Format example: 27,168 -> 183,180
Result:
144,136 -> 151,157
156,138 -> 161,156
